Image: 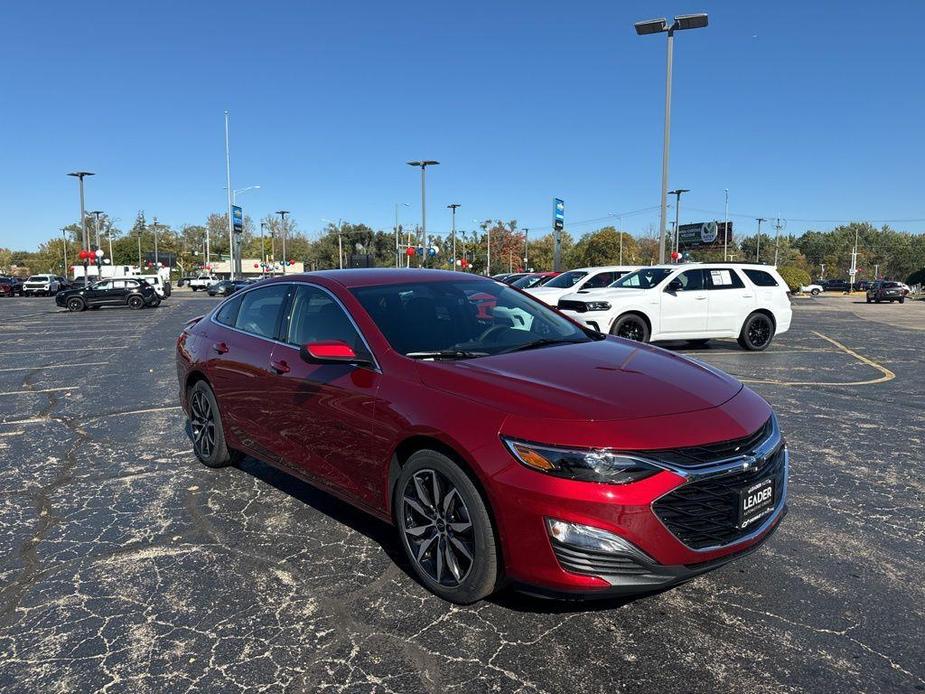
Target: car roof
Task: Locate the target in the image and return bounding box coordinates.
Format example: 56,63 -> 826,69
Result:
259,268 -> 488,289
571,265 -> 640,272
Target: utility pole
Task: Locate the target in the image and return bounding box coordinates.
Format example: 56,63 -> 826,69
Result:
723,188 -> 729,261
151,217 -> 159,266
849,225 -> 859,291
773,216 -> 786,268
260,222 -> 267,276
61,228 -> 68,275
394,203 -> 408,268
276,211 -> 290,272
90,210 -> 104,249
668,189 -> 689,261
136,230 -> 143,268
67,171 -> 95,251
448,204 -> 460,271
407,161 -> 439,268
224,111 -> 235,280
523,227 -> 529,270
755,217 -> 767,263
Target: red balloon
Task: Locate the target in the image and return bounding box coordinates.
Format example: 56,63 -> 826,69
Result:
671,251 -> 680,260
289,259 -> 295,266
78,250 -> 87,260
253,263 -> 259,268
405,247 -> 415,256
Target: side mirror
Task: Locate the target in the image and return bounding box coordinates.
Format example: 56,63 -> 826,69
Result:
300,340 -> 368,365
666,278 -> 683,293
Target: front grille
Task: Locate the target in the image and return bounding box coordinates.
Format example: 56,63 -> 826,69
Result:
557,300 -> 587,313
653,445 -> 786,549
648,418 -> 773,470
552,542 -> 650,577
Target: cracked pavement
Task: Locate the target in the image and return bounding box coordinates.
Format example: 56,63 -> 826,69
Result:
0,293 -> 923,692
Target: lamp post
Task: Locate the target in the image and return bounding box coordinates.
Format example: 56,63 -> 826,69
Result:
407,161 -> 439,268
447,204 -> 461,270
61,228 -> 68,275
136,230 -> 143,268
67,171 -> 95,251
90,210 -> 104,248
523,227 -> 529,270
224,111 -> 235,280
755,217 -> 767,262
232,185 -> 261,203
723,188 -> 729,261
668,188 -> 689,260
395,202 -> 409,268
151,217 -> 160,266
634,13 -> 708,264
276,210 -> 290,273
260,222 -> 267,275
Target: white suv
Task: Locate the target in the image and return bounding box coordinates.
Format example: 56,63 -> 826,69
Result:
525,265 -> 640,306
557,264 -> 792,351
22,274 -> 62,296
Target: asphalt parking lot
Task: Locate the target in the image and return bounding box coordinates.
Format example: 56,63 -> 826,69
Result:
0,293 -> 923,693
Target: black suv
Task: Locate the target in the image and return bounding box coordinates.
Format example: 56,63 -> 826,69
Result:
823,279 -> 851,292
866,281 -> 906,304
0,276 -> 24,297
55,277 -> 160,311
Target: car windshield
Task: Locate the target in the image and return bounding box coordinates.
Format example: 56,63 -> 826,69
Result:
542,270 -> 588,289
27,276 -> 48,282
351,279 -> 595,358
511,274 -> 544,289
611,268 -> 673,289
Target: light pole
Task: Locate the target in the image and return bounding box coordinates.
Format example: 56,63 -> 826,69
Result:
232,185 -> 261,203
523,227 -> 529,270
634,13 -> 708,263
723,188 -> 729,261
224,111 -> 235,280
447,204 -> 461,270
755,217 -> 767,262
136,230 -> 143,268
151,217 -> 160,266
67,171 -> 95,251
668,188 -> 689,260
90,210 -> 104,248
395,202 -> 409,268
276,210 -> 290,273
260,222 -> 267,275
61,228 -> 68,275
407,161 -> 439,268
608,213 -> 625,265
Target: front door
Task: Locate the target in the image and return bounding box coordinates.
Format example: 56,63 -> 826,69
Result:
659,269 -> 709,335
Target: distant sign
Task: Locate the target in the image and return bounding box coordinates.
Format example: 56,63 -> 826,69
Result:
232,205 -> 244,233
553,198 -> 565,231
678,221 -> 732,251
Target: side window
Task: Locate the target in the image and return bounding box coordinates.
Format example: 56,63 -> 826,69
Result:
95,280 -> 111,290
677,270 -> 705,290
234,285 -> 290,338
215,295 -> 243,326
584,272 -> 615,289
285,285 -> 367,355
112,280 -> 127,289
705,268 -> 745,290
743,269 -> 778,287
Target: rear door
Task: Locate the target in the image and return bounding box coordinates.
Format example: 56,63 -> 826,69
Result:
705,268 -> 750,334
659,269 -> 709,335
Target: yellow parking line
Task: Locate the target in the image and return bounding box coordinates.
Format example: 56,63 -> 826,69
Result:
741,331 -> 895,387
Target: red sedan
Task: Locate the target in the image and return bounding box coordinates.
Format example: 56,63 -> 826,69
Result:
176,269 -> 788,603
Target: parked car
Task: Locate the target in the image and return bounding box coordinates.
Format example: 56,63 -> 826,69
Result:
866,281 -> 907,304
188,274 -> 220,291
177,275 -> 198,287
0,276 -> 24,296
855,280 -> 875,291
822,279 -> 851,292
498,273 -> 530,285
207,279 -> 251,297
510,272 -> 560,290
800,283 -> 824,296
557,264 -> 792,351
177,269 -> 788,603
525,266 -> 640,306
55,277 -> 160,311
22,274 -> 62,296
139,274 -> 172,298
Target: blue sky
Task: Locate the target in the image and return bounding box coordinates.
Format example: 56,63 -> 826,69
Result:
1,0 -> 923,250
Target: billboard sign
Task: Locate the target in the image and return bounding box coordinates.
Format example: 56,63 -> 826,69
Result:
553,198 -> 565,231
678,221 -> 732,251
232,205 -> 244,233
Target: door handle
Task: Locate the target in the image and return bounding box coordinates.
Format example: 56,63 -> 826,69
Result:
211,342 -> 229,354
270,359 -> 290,374
741,294 -> 754,298
694,295 -> 707,300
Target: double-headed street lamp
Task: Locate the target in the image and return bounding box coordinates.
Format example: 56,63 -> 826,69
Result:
407,161 -> 439,266
634,13 -> 708,264
67,171 -> 95,250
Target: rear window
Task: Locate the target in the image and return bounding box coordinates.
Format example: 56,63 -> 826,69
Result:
215,295 -> 243,326
543,271 -> 588,289
743,270 -> 779,287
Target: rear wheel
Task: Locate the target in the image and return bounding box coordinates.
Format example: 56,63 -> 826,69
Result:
899,297 -> 905,304
66,297 -> 85,312
395,450 -> 499,604
610,313 -> 650,343
189,381 -> 241,468
150,297 -> 161,308
737,312 -> 775,351
811,288 -> 820,296
128,295 -> 144,310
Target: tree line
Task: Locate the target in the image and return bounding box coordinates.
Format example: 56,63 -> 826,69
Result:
2,212 -> 923,285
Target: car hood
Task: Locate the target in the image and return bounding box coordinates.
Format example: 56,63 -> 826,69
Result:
416,338 -> 742,421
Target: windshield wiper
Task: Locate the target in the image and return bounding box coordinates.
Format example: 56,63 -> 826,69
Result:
405,349 -> 489,360
496,338 -> 586,354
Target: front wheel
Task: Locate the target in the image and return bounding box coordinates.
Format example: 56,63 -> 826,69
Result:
610,313 -> 650,343
811,288 -> 820,296
738,312 -> 775,351
66,297 -> 85,312
128,295 -> 144,310
395,450 -> 499,604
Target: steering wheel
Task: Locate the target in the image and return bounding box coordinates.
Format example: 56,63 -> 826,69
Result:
478,325 -> 514,344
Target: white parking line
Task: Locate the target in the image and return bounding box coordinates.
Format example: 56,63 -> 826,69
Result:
85,405 -> 182,422
0,387 -> 76,396
6,347 -> 130,353
0,361 -> 109,372
0,417 -> 51,426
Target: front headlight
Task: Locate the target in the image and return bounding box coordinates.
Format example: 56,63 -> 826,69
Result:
502,437 -> 660,484
585,301 -> 611,311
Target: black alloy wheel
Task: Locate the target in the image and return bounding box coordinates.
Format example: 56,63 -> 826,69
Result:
396,451 -> 499,603
611,313 -> 650,343
738,312 -> 775,351
128,295 -> 144,310
188,381 -> 240,468
67,297 -> 85,312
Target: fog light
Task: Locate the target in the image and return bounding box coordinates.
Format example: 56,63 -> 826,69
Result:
545,518 -> 645,556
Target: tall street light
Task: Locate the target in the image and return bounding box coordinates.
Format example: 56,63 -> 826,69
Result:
232,185 -> 261,203
276,210 -> 290,273
668,188 -> 689,260
634,13 -> 708,263
90,210 -> 104,249
224,111 -> 235,280
151,217 -> 160,266
260,222 -> 268,275
394,202 -> 409,268
61,228 -> 69,275
407,161 -> 439,267
67,171 -> 95,250
723,188 -> 729,261
755,217 -> 767,262
447,204 -> 461,270
523,227 -> 529,270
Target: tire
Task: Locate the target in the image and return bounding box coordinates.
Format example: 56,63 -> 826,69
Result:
737,312 -> 775,351
66,297 -> 85,312
686,339 -> 710,348
395,450 -> 499,604
188,381 -> 241,468
128,295 -> 144,310
899,297 -> 905,304
191,286 -> 198,292
811,289 -> 820,296
610,313 -> 650,343
150,298 -> 161,308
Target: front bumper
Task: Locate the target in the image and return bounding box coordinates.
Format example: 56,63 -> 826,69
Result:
561,310 -> 613,334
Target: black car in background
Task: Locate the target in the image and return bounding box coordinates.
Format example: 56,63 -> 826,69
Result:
55,277 -> 160,311
207,279 -> 252,297
822,279 -> 851,292
866,281 -> 907,304
0,276 -> 24,296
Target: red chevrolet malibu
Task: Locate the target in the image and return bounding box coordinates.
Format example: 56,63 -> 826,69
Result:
176,269 -> 788,603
